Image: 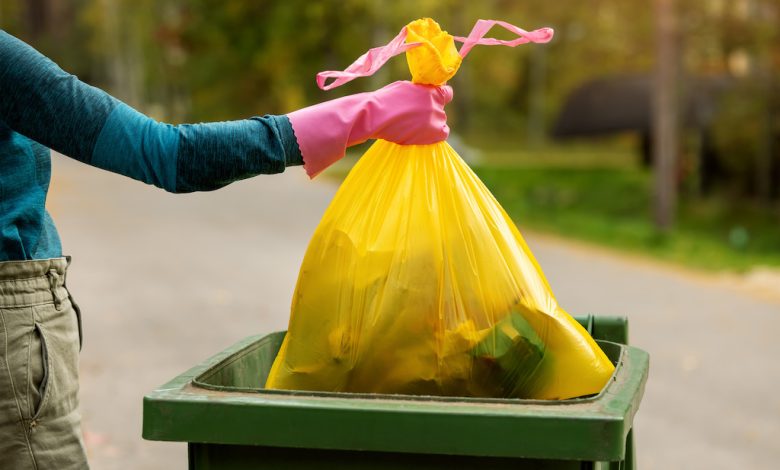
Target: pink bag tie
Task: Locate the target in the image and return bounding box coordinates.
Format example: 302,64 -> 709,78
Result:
317,19 -> 554,91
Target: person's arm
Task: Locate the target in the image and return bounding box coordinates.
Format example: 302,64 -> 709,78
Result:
1,30 -> 451,188
0,30 -> 301,193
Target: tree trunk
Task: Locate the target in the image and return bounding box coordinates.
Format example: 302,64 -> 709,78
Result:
24,0 -> 47,41
102,0 -> 141,107
369,0 -> 389,90
451,2 -> 474,133
652,0 -> 679,231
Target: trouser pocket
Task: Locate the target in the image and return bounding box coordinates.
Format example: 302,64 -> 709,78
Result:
28,322 -> 51,423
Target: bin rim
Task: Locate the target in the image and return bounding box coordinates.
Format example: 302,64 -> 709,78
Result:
143,316 -> 648,461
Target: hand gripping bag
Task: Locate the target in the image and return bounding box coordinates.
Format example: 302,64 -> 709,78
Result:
266,19 -> 615,399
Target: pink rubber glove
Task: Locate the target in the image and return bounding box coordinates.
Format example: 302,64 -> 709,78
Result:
287,80 -> 453,178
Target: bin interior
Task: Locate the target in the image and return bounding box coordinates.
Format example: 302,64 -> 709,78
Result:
194,331 -> 284,391
192,315 -> 624,401
192,332 -> 624,404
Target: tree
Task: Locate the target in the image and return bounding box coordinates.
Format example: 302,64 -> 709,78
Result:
653,0 -> 679,230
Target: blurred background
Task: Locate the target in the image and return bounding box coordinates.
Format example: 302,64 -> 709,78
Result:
2,0 -> 779,469
2,0 -> 778,269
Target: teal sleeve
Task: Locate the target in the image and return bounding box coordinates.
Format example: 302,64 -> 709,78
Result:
0,30 -> 303,193
91,103 -> 302,193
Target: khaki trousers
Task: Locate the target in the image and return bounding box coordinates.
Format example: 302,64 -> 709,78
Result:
0,257 -> 88,469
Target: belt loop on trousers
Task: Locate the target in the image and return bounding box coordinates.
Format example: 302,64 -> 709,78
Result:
47,269 -> 63,310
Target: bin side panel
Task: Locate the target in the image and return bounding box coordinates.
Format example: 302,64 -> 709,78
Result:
188,443 -> 599,469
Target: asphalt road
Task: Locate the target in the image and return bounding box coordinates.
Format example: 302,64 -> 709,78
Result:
48,153 -> 780,469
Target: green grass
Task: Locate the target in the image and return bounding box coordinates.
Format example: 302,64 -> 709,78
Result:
474,164 -> 780,272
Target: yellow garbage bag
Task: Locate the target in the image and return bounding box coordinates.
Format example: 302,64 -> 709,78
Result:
266,18 -> 615,399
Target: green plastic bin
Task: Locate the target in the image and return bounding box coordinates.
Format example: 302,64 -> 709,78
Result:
143,315 -> 648,469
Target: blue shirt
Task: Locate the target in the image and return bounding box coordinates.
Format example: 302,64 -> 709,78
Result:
0,30 -> 303,261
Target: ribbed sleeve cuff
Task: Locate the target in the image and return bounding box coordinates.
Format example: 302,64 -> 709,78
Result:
275,114 -> 304,167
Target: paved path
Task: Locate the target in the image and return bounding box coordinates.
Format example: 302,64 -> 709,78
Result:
48,154 -> 779,469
